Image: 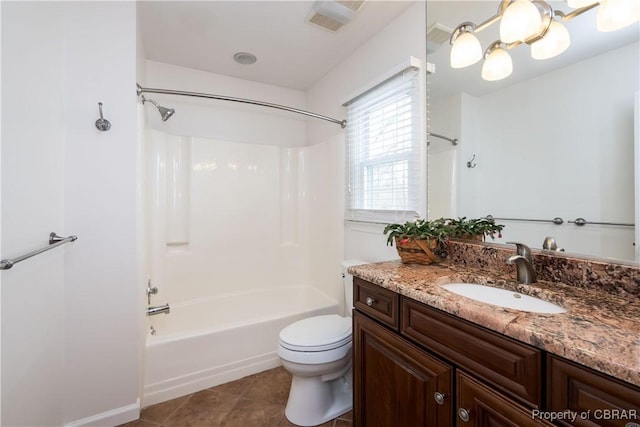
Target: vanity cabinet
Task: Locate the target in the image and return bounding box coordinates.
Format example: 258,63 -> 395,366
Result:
353,311 -> 454,427
457,370 -> 553,427
547,355 -> 640,427
401,298 -> 542,408
353,278 -> 553,427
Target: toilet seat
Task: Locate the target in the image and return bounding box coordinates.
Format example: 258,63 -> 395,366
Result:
278,314 -> 353,364
279,314 -> 352,352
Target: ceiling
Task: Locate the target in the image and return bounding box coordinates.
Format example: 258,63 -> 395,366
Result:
427,1 -> 640,101
137,1 -> 416,91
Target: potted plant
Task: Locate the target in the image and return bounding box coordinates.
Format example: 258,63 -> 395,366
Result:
383,217 -> 505,264
383,218 -> 450,264
443,216 -> 504,241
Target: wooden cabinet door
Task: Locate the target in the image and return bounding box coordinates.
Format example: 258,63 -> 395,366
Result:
457,371 -> 553,427
353,311 -> 454,427
547,355 -> 640,427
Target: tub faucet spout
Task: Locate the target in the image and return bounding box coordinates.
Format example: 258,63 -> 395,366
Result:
147,303 -> 170,316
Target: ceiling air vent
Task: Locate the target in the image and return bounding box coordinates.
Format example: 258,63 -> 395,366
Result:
306,1 -> 365,32
427,23 -> 453,54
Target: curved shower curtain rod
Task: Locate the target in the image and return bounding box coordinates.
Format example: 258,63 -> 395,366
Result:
136,84 -> 347,128
428,132 -> 458,146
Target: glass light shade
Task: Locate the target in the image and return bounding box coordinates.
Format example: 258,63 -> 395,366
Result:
450,31 -> 482,68
481,47 -> 513,81
500,0 -> 543,43
567,0 -> 598,7
597,0 -> 640,31
531,20 -> 570,60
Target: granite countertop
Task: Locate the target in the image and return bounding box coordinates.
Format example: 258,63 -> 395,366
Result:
349,260 -> 640,387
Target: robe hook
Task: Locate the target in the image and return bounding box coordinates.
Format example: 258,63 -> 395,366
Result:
95,102 -> 111,131
467,154 -> 477,168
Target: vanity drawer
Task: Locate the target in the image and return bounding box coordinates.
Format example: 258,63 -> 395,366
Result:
401,298 -> 542,407
353,278 -> 399,330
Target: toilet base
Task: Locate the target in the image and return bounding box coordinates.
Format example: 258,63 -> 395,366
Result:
284,373 -> 352,426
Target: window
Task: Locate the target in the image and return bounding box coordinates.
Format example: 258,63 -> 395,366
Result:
345,66 -> 425,223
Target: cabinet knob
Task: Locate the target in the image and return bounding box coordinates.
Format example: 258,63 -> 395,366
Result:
365,296 -> 375,306
458,408 -> 471,422
433,392 -> 446,405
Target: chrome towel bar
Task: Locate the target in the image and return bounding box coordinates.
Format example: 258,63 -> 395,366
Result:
569,218 -> 635,227
0,232 -> 78,270
486,215 -> 564,225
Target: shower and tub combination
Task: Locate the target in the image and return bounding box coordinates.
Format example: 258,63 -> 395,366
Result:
138,83 -> 349,407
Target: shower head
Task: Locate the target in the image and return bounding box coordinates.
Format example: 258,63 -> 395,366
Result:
142,96 -> 175,122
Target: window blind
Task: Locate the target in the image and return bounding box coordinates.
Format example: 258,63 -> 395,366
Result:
345,66 -> 424,223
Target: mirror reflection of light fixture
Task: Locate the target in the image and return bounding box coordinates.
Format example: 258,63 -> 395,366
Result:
597,0 -> 640,32
530,18 -> 570,59
500,0 -> 544,43
450,23 -> 483,68
448,0 -> 639,81
481,41 -> 513,81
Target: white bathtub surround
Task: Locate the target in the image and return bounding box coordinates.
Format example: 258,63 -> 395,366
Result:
143,286 -> 338,406
166,136 -> 191,246
142,80 -> 345,403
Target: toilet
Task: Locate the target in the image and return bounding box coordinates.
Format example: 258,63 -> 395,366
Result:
278,260 -> 366,427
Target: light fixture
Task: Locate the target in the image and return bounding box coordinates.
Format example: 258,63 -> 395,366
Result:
481,42 -> 513,81
597,0 -> 640,32
449,0 -> 639,82
500,0 -> 544,43
450,23 -> 483,68
530,18 -> 570,59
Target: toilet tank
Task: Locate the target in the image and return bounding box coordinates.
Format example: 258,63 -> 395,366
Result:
341,260 -> 367,316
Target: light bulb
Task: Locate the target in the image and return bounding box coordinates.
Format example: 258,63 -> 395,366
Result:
597,0 -> 640,32
450,30 -> 482,68
500,0 -> 543,43
531,20 -> 571,60
481,46 -> 513,81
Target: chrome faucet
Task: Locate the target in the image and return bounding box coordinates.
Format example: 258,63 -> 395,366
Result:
146,303 -> 170,316
542,236 -> 564,252
506,242 -> 537,284
146,279 -> 158,304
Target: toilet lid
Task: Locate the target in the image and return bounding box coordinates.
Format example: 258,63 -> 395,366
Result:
279,314 -> 352,352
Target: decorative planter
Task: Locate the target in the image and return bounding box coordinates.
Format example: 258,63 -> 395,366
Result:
456,233 -> 484,242
395,237 -> 441,265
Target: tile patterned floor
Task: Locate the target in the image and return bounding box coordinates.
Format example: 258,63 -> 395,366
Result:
118,367 -> 353,427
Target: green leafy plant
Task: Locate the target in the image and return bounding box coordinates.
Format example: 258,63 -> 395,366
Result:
443,216 -> 504,240
383,216 -> 504,246
383,218 -> 450,246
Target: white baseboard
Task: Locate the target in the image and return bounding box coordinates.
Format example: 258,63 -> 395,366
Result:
64,399 -> 140,427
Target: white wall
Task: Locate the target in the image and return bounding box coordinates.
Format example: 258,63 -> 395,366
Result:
431,42 -> 639,260
306,1 -> 427,264
2,3 -> 66,425
2,2 -> 140,426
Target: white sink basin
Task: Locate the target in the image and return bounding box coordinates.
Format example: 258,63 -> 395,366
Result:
441,283 -> 566,314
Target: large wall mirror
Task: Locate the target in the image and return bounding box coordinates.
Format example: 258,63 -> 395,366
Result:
426,0 -> 640,263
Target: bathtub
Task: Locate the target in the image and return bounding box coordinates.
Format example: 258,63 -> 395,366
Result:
143,285 -> 340,406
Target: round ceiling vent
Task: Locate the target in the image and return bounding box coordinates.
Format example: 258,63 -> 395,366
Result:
233,52 -> 257,65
